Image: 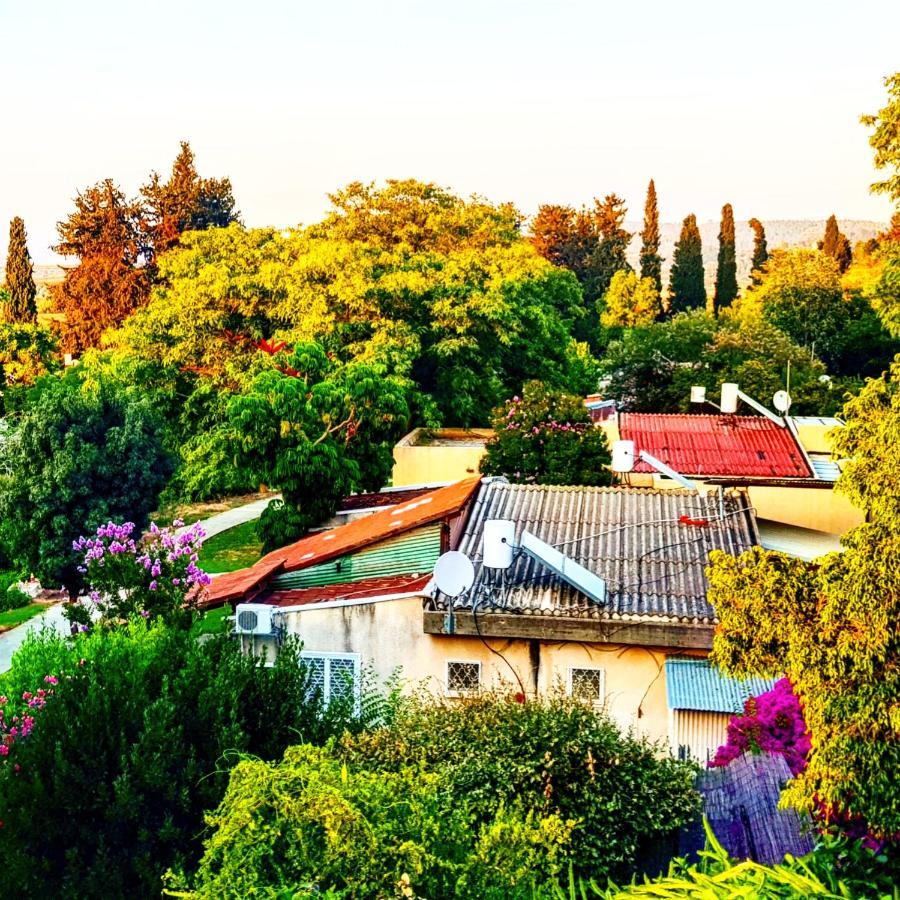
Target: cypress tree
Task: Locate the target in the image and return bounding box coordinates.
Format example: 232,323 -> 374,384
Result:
713,203 -> 738,313
820,214 -> 852,273
748,217 -> 768,284
3,217 -> 37,323
639,179 -> 663,293
669,213 -> 705,312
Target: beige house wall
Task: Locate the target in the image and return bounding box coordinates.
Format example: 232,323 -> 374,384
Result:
255,595 -> 703,749
392,429 -> 492,487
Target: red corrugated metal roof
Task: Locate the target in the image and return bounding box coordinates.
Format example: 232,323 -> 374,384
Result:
619,414 -> 812,479
258,573 -> 431,607
203,478 -> 480,605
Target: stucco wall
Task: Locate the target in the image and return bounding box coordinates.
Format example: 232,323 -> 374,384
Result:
263,595 -> 700,748
392,429 -> 491,487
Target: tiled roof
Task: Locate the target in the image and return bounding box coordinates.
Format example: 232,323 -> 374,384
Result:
204,478 -> 480,605
665,658 -> 776,713
430,480 -> 758,625
338,487 -> 434,511
258,574 -> 431,607
619,414 -> 813,479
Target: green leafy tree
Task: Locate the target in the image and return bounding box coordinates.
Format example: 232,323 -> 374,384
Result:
0,322 -> 57,396
141,141 -> 239,256
589,193 -> 633,306
480,380 -> 612,485
639,179 -> 663,293
669,214 -> 705,312
228,343 -> 410,550
601,270 -> 663,329
0,374 -> 173,597
713,203 -> 738,312
868,246 -> 900,338
748,217 -> 769,285
819,214 -> 852,273
708,358 -> 900,837
860,71 -> 900,204
3,217 -> 36,322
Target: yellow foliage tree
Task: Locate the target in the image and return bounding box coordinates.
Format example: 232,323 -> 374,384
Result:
600,270 -> 662,329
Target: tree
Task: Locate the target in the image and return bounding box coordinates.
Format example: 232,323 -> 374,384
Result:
708,358 -> 900,836
869,245 -> 900,338
668,214 -> 705,312
141,141 -> 239,256
3,217 -> 36,322
589,193 -> 633,305
600,270 -> 663,329
819,214 -> 852,273
228,343 -> 410,550
639,180 -> 663,293
860,71 -> 900,204
713,203 -> 738,312
0,374 -> 173,597
52,180 -> 150,353
748,217 -> 769,284
480,380 -> 612,486
0,322 -> 57,404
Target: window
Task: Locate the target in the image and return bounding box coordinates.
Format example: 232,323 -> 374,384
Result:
567,666 -> 605,704
300,652 -> 360,706
446,660 -> 481,694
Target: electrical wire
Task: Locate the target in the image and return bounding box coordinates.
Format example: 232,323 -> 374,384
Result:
471,591 -> 528,698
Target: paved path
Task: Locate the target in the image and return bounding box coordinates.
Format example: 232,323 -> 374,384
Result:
179,495 -> 280,540
0,603 -> 71,674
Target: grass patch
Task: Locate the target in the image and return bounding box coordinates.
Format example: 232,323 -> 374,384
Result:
0,602 -> 48,631
192,604 -> 233,637
198,520 -> 263,575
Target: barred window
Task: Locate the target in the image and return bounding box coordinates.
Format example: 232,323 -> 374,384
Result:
447,660 -> 481,694
568,667 -> 605,703
300,652 -> 360,707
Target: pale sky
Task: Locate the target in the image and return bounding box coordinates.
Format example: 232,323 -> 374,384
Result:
1,0 -> 898,262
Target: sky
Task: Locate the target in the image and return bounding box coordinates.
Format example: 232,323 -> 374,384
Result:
0,0 -> 898,262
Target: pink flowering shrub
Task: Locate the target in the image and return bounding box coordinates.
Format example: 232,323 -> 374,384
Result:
710,677 -> 811,776
0,677 -> 55,760
67,519 -> 211,628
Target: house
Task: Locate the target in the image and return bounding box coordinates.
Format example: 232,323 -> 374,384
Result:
391,428 -> 492,487
598,411 -> 862,557
205,476 -> 761,757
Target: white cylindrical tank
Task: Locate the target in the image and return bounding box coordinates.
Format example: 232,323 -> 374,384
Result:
611,439 -> 635,474
483,519 -> 516,569
690,385 -> 707,404
721,382 -> 739,414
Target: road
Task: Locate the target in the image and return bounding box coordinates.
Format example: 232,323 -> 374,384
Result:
178,495 -> 279,540
0,603 -> 71,674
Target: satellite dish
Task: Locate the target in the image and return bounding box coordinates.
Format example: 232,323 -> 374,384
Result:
432,551 -> 475,597
772,390 -> 792,414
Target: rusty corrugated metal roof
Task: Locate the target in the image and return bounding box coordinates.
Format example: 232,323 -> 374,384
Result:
258,574 -> 431,607
620,413 -> 812,479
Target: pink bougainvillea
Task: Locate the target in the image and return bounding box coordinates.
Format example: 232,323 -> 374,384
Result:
0,683 -> 54,760
710,677 -> 811,776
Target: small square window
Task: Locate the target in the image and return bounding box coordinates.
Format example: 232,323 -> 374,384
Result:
568,667 -> 605,703
300,652 -> 360,708
447,660 -> 481,694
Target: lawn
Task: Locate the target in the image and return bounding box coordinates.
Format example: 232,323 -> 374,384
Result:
153,492 -> 273,528
192,604 -> 233,637
0,602 -> 48,632
197,520 -> 263,574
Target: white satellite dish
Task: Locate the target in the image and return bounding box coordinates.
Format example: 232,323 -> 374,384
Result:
772,390 -> 792,414
432,551 -> 475,597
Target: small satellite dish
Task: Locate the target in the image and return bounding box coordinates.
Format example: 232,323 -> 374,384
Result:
772,390 -> 792,414
432,551 -> 475,598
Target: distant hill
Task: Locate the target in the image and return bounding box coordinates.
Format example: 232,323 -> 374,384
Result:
624,219 -> 885,292
0,262 -> 65,285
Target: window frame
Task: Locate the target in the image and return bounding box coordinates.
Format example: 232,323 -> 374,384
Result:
299,651 -> 361,709
445,659 -> 482,696
566,665 -> 606,705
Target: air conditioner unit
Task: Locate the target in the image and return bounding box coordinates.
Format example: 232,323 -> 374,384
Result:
234,603 -> 275,636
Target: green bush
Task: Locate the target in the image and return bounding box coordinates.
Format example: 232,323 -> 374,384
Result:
340,692 -> 702,883
0,621 -> 369,899
0,569 -> 29,612
168,744 -> 574,899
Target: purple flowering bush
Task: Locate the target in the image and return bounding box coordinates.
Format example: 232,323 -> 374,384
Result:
710,677 -> 811,776
67,519 -> 211,628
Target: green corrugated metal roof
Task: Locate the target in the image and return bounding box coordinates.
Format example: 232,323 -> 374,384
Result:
271,523 -> 442,591
665,658 -> 776,713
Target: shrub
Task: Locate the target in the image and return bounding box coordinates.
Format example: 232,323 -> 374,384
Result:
340,692 -> 701,882
0,620 -> 365,899
0,569 -> 29,612
169,744 -> 574,899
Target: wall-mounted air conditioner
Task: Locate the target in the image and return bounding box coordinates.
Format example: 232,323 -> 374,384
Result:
234,603 -> 275,636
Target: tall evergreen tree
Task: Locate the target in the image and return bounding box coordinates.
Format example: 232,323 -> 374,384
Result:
748,217 -> 769,284
713,203 -> 738,313
639,179 -> 663,293
3,217 -> 37,323
669,213 -> 706,312
819,214 -> 852,273
590,193 -> 632,302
